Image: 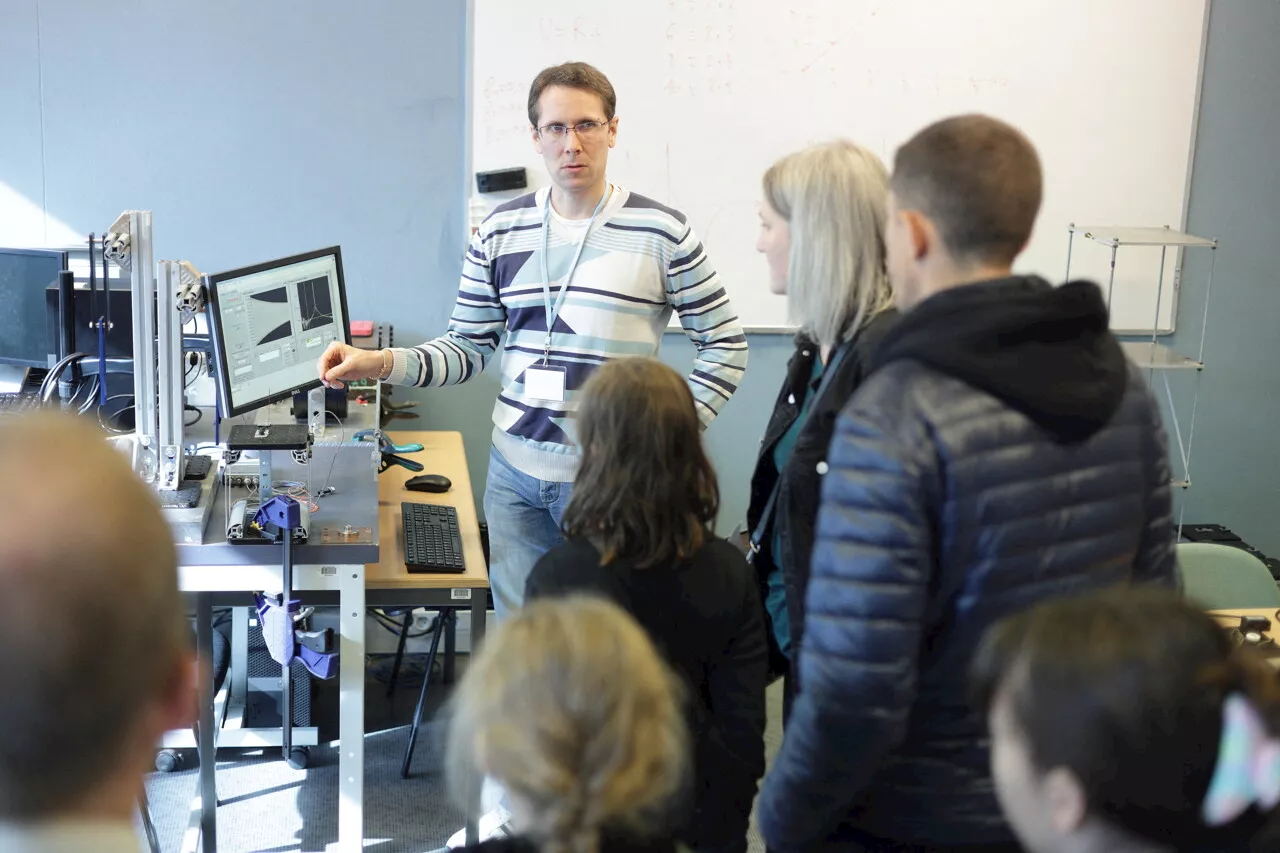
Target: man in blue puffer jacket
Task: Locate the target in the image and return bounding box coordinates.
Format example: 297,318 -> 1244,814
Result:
757,114 -> 1178,852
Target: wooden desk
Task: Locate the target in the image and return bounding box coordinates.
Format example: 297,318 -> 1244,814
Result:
1210,607 -> 1278,630
1211,608 -> 1280,663
366,429 -> 490,690
368,430 -> 489,592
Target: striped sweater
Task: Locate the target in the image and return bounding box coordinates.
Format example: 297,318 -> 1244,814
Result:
386,185 -> 749,483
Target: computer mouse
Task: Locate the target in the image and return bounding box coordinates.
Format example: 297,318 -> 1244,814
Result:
406,473 -> 452,494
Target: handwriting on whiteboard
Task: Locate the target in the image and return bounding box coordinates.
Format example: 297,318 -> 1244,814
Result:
669,0 -> 737,9
480,77 -> 529,147
666,23 -> 738,42
663,78 -> 735,98
538,16 -> 602,42
480,5 -> 1011,144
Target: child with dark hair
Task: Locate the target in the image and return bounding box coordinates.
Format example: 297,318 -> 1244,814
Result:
448,597 -> 689,853
526,357 -> 767,853
972,587 -> 1280,853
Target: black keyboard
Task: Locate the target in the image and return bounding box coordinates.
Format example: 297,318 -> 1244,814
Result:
401,502 -> 465,573
0,394 -> 39,415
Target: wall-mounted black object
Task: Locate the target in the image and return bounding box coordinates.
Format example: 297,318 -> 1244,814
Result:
44,284 -> 134,359
1180,523 -> 1241,543
476,167 -> 527,193
1182,522 -> 1280,580
57,270 -> 75,364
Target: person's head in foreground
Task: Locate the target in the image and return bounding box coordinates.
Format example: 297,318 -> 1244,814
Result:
448,596 -> 688,853
757,139 -> 894,351
0,413 -> 194,828
886,113 -> 1043,311
562,357 -> 718,569
972,587 -> 1280,853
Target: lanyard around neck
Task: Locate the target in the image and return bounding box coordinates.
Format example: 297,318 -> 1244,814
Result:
539,186 -> 611,363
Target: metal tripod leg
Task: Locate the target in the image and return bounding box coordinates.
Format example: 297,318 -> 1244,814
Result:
400,609 -> 448,778
140,787 -> 161,853
387,611 -> 413,697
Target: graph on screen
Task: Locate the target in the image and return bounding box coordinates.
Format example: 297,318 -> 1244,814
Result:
296,276 -> 334,331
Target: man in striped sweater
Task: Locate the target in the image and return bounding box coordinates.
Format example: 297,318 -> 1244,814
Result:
318,61 -> 748,621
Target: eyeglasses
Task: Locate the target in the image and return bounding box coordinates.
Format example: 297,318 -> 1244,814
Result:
536,119 -> 610,141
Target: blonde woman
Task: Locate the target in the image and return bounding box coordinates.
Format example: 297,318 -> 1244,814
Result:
745,140 -> 898,712
447,596 -> 689,853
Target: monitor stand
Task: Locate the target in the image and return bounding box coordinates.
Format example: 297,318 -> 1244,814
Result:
0,366 -> 29,395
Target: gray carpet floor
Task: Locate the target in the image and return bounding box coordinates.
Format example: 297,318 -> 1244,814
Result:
144,659 -> 784,853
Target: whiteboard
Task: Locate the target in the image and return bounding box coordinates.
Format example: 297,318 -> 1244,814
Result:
471,0 -> 1208,333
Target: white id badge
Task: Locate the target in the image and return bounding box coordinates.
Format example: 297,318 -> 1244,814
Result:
525,365 -> 567,402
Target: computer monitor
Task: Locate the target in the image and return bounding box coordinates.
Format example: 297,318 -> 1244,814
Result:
206,246 -> 351,418
0,247 -> 69,391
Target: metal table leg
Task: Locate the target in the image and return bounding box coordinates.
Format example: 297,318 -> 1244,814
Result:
227,607 -> 249,732
465,591 -> 488,846
196,592 -> 217,852
338,565 -> 367,852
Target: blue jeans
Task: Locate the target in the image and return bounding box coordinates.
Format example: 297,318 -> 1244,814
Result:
482,446 -> 574,620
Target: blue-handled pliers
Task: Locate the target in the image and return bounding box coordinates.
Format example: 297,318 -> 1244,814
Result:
353,429 -> 425,454
353,430 -> 425,474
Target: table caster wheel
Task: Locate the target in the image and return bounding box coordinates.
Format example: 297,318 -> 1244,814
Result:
286,747 -> 309,770
155,749 -> 184,773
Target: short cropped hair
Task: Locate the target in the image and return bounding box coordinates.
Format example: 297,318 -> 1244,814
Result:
971,587 -> 1280,849
763,140 -> 893,349
528,62 -> 617,126
892,114 -> 1042,266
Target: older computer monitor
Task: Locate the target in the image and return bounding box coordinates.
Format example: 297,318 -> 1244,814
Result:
0,247 -> 68,391
206,246 -> 351,418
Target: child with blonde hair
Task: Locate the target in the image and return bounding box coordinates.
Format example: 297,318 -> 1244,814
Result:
448,596 -> 689,853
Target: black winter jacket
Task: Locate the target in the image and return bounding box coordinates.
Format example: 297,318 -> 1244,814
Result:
746,310 -> 897,677
757,277 -> 1178,851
